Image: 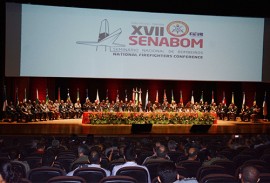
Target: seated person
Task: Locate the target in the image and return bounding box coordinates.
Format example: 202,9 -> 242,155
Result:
239,105 -> 251,122
70,144 -> 90,170
0,162 -> 22,183
227,103 -> 238,121
250,103 -> 260,122
112,145 -> 151,183
238,165 -> 260,183
67,150 -> 110,176
143,144 -> 172,165
6,102 -> 18,122
157,162 -> 198,183
74,100 -> 83,118
8,148 -> 30,175
217,103 -> 227,120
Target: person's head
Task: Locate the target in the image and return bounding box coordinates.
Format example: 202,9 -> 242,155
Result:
168,140 -> 177,151
239,165 -> 260,183
51,139 -> 60,148
124,146 -> 137,161
8,149 -> 21,160
77,144 -> 90,157
156,145 -> 168,159
0,162 -> 21,183
157,162 -> 179,183
188,147 -> 198,160
88,150 -> 101,164
41,151 -> 55,167
36,142 -> 46,151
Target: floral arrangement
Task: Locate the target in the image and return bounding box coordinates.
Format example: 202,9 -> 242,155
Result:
85,112 -> 216,125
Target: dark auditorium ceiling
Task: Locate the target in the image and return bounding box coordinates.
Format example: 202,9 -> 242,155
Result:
4,0 -> 270,18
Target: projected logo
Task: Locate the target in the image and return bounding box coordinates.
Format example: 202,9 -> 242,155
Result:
76,19 -> 125,51
167,21 -> 189,37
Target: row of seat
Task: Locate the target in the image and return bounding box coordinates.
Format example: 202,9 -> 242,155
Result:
10,164 -> 270,183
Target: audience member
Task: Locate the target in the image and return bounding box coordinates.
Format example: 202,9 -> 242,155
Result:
157,162 -> 198,183
0,162 -> 22,183
187,147 -> 198,161
70,144 -> 90,169
112,145 -> 151,183
67,150 -> 110,176
239,165 -> 260,183
143,145 -> 172,164
8,148 -> 30,174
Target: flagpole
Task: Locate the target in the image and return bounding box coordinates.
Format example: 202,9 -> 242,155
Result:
77,88 -> 80,102
145,89 -> 148,111
15,88 -> 19,106
263,91 -> 268,121
58,87 -> 61,102
86,88 -> 89,101
3,85 -> 9,122
211,90 -> 214,104
156,90 -> 159,103
96,89 -> 100,104
125,90 -> 128,102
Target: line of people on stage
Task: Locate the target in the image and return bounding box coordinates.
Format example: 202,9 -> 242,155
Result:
3,97 -> 261,122
4,99 -> 83,122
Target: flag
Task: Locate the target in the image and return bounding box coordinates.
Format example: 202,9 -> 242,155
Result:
231,92 -> 234,104
139,88 -> 142,104
222,91 -> 226,106
145,89 -> 149,110
263,91 -> 267,117
200,91 -> 204,104
58,87 -> 61,102
46,89 -> 49,104
106,89 -> 109,101
77,88 -> 80,101
96,89 -> 100,104
67,88 -> 70,101
242,92 -> 246,109
211,90 -> 214,104
171,90 -> 174,103
15,88 -> 19,105
116,89 -> 119,102
180,90 -> 183,105
253,92 -> 257,105
163,89 -> 167,103
132,88 -> 135,103
135,88 -> 138,105
125,90 -> 128,102
36,88 -> 39,104
156,90 -> 159,103
86,89 -> 89,100
191,90 -> 194,105
2,85 -> 8,112
23,88 -> 27,102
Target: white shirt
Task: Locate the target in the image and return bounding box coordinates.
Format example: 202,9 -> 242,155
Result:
112,161 -> 151,183
66,164 -> 110,177
175,178 -> 198,183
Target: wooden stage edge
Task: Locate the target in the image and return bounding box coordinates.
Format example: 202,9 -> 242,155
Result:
0,119 -> 270,136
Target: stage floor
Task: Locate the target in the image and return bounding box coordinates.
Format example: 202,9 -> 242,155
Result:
0,118 -> 270,136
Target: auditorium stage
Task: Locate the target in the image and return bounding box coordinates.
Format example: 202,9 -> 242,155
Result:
0,118 -> 270,136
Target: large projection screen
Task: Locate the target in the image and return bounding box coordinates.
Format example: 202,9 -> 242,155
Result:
6,3 -> 266,81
